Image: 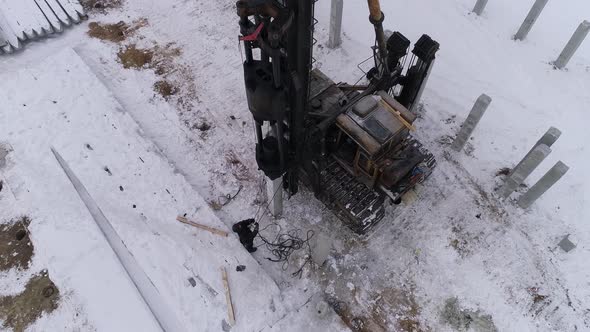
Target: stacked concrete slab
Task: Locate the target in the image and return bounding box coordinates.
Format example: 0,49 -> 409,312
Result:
0,0 -> 85,54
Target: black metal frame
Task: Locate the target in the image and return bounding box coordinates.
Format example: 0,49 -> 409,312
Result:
237,0 -> 315,196
237,0 -> 440,205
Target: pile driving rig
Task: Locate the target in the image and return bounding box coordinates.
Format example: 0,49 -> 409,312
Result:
237,0 -> 439,234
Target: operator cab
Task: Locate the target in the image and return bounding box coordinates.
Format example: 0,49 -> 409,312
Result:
335,93 -> 430,199
310,68 -> 434,203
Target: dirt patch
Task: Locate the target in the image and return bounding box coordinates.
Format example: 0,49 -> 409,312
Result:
527,287 -> 548,304
87,19 -> 148,43
0,270 -> 60,332
326,287 -> 424,332
225,151 -> 251,181
150,43 -> 183,76
449,225 -> 473,258
375,288 -> 424,332
109,30 -> 198,116
449,238 -> 467,253
443,115 -> 457,124
117,42 -> 183,74
117,44 -> 154,69
80,0 -> 123,13
194,121 -> 211,132
208,200 -> 224,211
0,217 -> 34,272
326,298 -> 383,332
441,297 -> 497,332
116,41 -> 198,112
495,167 -> 511,177
154,80 -> 179,100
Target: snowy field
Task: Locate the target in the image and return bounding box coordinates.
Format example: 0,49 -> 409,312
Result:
0,0 -> 589,331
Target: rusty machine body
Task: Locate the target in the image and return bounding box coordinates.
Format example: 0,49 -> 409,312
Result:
237,0 -> 439,234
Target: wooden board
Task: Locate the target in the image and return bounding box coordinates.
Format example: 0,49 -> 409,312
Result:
221,267 -> 235,326
176,216 -> 228,237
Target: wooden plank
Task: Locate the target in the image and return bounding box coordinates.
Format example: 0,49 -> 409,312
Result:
221,267 -> 236,326
377,90 -> 417,123
176,216 -> 228,237
379,100 -> 416,132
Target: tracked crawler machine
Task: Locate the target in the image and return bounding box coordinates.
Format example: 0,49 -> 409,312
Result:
237,0 -> 439,234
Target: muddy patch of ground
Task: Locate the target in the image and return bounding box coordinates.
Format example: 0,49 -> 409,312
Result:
117,44 -> 154,69
116,43 -> 195,104
149,43 -> 182,76
87,19 -> 147,43
80,0 -> 123,13
153,80 -> 178,100
117,43 -> 181,72
327,288 -> 424,332
325,273 -> 426,332
526,286 -> 553,317
441,297 -> 497,332
373,288 -> 424,332
0,217 -> 34,272
0,270 -> 60,332
449,224 -> 473,258
495,167 -> 511,177
225,151 -> 252,182
528,286 -> 548,305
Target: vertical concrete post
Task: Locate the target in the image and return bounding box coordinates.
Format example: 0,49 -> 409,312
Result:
554,20 -> 590,69
518,161 -> 569,209
328,0 -> 344,48
500,144 -> 551,198
451,94 -> 492,152
509,127 -> 561,177
472,0 -> 489,16
514,0 -> 549,41
266,176 -> 283,218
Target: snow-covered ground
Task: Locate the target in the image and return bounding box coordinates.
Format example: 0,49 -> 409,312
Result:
0,47 -> 347,331
0,0 -> 589,331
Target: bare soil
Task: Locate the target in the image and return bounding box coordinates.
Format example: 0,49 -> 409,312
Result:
225,151 -> 251,181
114,40 -> 197,112
326,281 -> 425,332
87,19 -> 148,43
117,43 -> 182,74
153,80 -> 179,100
0,271 -> 60,332
150,43 -> 182,76
496,167 -> 511,177
117,44 -> 154,69
373,288 -> 424,332
0,216 -> 34,272
80,0 -> 123,13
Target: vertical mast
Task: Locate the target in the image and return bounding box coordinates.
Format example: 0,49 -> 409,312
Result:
284,0 -> 315,196
367,0 -> 390,76
236,0 -> 316,196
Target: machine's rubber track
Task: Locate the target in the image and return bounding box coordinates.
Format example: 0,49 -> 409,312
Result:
317,138 -> 436,235
319,160 -> 386,234
386,138 -> 437,200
